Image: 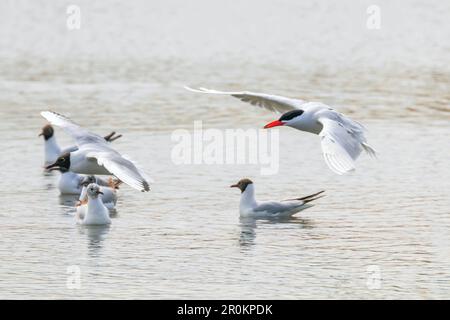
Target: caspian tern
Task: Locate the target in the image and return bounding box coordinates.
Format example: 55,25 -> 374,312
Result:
39,124 -> 122,165
41,111 -> 152,192
76,183 -> 111,225
185,87 -> 376,175
230,178 -> 324,218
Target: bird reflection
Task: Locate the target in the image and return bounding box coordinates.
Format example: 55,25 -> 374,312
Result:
78,224 -> 111,256
239,217 -> 257,248
239,216 -> 315,248
59,194 -> 79,207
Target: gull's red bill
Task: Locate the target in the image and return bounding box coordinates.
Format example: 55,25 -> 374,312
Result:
263,120 -> 284,129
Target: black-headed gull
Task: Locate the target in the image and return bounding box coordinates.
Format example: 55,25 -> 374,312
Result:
230,178 -> 324,218
76,183 -> 111,225
185,87 -> 376,175
39,124 -> 122,166
42,111 -> 152,192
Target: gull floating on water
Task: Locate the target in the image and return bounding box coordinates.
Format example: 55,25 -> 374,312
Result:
185,86 -> 376,175
39,124 -> 122,166
78,175 -> 119,207
76,183 -> 111,225
76,176 -> 119,217
230,178 -> 324,218
41,111 -> 152,192
48,166 -> 84,195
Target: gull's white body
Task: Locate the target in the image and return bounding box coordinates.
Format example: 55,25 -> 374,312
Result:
41,111 -> 152,192
77,196 -> 111,225
58,171 -> 84,195
239,184 -> 315,218
44,136 -> 61,165
76,201 -> 115,219
185,87 -> 376,175
44,135 -> 78,165
70,148 -> 111,175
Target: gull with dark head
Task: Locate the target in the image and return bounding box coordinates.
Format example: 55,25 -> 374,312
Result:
230,178 -> 324,218
39,124 -> 122,166
185,86 -> 376,175
42,111 -> 152,192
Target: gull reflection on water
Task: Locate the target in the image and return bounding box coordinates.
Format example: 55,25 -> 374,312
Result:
78,224 -> 111,256
59,194 -> 79,207
239,216 -> 315,248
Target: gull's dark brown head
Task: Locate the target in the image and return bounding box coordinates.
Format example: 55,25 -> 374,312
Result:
230,178 -> 253,193
45,153 -> 71,170
39,124 -> 54,140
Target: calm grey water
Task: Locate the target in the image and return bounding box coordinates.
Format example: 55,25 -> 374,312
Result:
0,0 -> 449,299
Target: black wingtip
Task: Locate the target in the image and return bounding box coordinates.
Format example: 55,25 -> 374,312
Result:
303,194 -> 326,204
142,181 -> 150,192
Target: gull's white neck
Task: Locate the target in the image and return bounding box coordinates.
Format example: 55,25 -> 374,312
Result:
240,184 -> 257,211
44,136 -> 61,164
86,196 -> 106,216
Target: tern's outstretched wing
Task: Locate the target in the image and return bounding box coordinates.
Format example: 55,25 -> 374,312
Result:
184,86 -> 306,113
318,115 -> 371,175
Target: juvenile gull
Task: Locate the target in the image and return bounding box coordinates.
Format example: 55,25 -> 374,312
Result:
76,183 -> 111,225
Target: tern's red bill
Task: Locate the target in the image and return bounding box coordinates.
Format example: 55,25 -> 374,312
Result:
264,120 -> 284,129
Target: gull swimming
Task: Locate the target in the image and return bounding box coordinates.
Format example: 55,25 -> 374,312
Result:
48,166 -> 84,195
78,175 -> 119,208
185,87 -> 376,175
41,111 -> 152,192
230,178 -> 324,218
39,124 -> 122,166
76,176 -> 119,217
76,183 -> 111,225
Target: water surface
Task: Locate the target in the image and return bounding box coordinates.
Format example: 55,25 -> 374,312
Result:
0,0 -> 449,299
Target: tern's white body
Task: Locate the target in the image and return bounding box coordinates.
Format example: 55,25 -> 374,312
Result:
239,184 -> 316,218
58,171 -> 84,195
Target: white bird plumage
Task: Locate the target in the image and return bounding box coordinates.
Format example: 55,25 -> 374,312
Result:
185,86 -> 376,175
41,111 -> 152,192
76,183 -> 111,225
231,178 -> 324,218
39,124 -> 121,166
